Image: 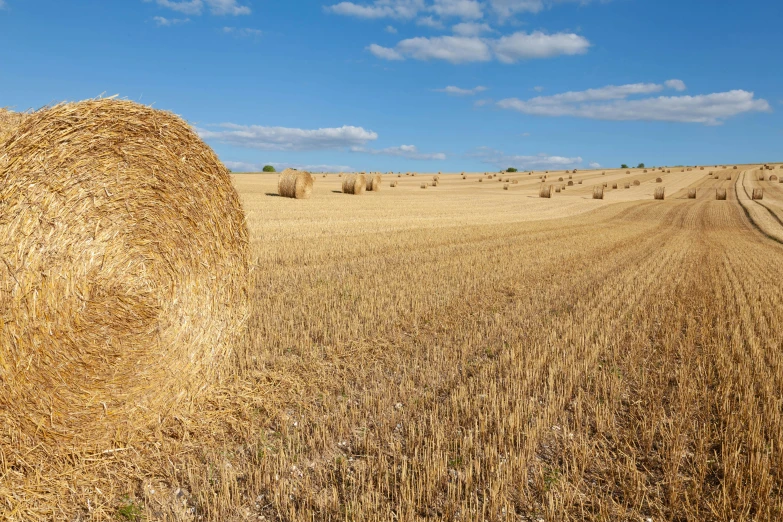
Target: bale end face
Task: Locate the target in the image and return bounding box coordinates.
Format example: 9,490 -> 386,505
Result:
539,185 -> 552,198
0,98 -> 250,442
716,188 -> 727,200
342,174 -> 367,195
654,187 -> 666,200
752,188 -> 764,200
688,189 -> 697,199
592,186 -> 604,200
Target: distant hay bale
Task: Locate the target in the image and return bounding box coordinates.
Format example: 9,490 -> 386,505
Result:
568,174 -> 572,179
758,174 -> 766,181
716,188 -> 727,200
398,174 -> 402,177
633,180 -> 641,186
0,98 -> 250,441
700,167 -> 704,170
539,185 -> 551,198
578,180 -> 583,184
322,173 -> 327,177
567,180 -> 574,186
612,183 -> 618,189
503,184 -> 509,190
512,180 -> 519,184
420,183 -> 427,189
278,168 -> 314,199
770,174 -> 778,181
644,169 -> 648,173
688,189 -> 697,199
342,173 -> 366,194
726,175 -> 732,180
366,173 -> 382,191
625,170 -> 630,174
432,180 -> 439,187
654,187 -> 665,200
656,177 -> 663,183
478,178 -> 483,182
733,166 -> 738,169
558,177 -> 564,181
433,175 -> 440,182
667,170 -> 671,173
592,186 -> 604,199
752,188 -> 764,200
555,186 -> 561,193
573,169 -> 578,173
624,183 -> 630,189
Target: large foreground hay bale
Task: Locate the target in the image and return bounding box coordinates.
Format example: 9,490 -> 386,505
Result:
592,186 -> 604,199
716,188 -> 727,200
654,187 -> 666,200
752,188 -> 764,200
366,173 -> 381,191
688,189 -> 697,199
278,168 -> 314,199
0,98 -> 250,442
539,185 -> 551,198
342,173 -> 366,194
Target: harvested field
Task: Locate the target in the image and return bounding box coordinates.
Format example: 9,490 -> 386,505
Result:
3,164 -> 783,521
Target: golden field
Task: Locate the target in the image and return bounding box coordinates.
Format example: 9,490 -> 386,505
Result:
3,164 -> 783,521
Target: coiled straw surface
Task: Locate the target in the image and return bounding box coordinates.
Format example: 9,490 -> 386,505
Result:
0,98 -> 250,443
342,174 -> 366,194
278,168 -> 314,199
593,186 -> 604,199
655,187 -> 666,200
366,174 -> 381,191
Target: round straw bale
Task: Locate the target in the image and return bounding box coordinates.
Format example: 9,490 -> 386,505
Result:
278,168 -> 314,199
0,98 -> 250,441
420,183 -> 427,189
503,184 -> 509,190
342,173 -> 366,194
539,185 -> 551,198
654,187 -> 666,200
568,174 -> 573,179
624,183 -> 630,189
656,177 -> 663,183
390,181 -> 398,187
366,173 -> 382,191
578,180 -> 583,184
433,175 -> 440,182
733,166 -> 738,169
612,183 -> 618,189
770,174 -> 778,181
752,188 -> 764,200
512,180 -> 519,184
555,186 -> 561,193
688,189 -> 697,199
716,188 -> 727,200
633,180 -> 641,186
567,180 -> 574,186
592,186 -> 604,199
558,177 -> 564,182
626,170 -> 630,174
479,178 -> 483,182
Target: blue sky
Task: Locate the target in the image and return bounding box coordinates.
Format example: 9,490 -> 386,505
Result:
0,0 -> 780,172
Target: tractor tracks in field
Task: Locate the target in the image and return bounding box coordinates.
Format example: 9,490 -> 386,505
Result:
734,171 -> 783,244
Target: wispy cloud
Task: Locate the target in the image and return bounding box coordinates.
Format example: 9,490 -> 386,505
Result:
197,123 -> 378,151
470,146 -> 582,169
452,22 -> 493,36
416,16 -> 445,29
223,26 -> 263,38
368,31 -> 588,63
153,15 -> 190,26
385,25 -> 398,33
497,81 -> 771,125
664,79 -> 687,91
434,85 -> 487,96
224,161 -> 355,173
589,161 -> 601,168
351,144 -> 446,160
144,0 -> 250,16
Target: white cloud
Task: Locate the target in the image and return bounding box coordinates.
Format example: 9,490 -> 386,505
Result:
664,79 -> 687,91
533,86 -> 544,92
416,15 -> 445,29
367,43 -> 405,60
223,26 -> 263,37
497,82 -> 772,125
492,31 -> 590,62
487,0 -> 545,16
224,161 -> 354,173
153,16 -> 190,26
385,25 -> 398,33
471,147 -> 582,169
351,144 -> 446,160
325,0 -> 424,19
589,162 -> 601,168
430,0 -> 482,19
370,31 -> 588,63
145,0 -> 250,16
452,22 -> 493,36
197,123 -> 379,151
434,85 -> 487,95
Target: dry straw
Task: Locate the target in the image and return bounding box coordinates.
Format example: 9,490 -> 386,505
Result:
688,189 -> 697,199
770,175 -> 778,181
0,107 -> 28,142
420,183 -> 427,189
278,168 -> 314,199
654,187 -> 666,200
390,181 -> 398,187
503,184 -> 509,190
555,186 -> 561,193
593,186 -> 604,199
624,182 -> 630,189
612,183 -> 618,189
656,177 -> 663,183
716,188 -> 727,200
366,173 -> 382,191
567,180 -> 574,186
342,173 -> 367,194
539,185 -> 551,198
752,188 -> 764,200
633,180 -> 641,186
558,177 -> 564,181
0,98 -> 250,443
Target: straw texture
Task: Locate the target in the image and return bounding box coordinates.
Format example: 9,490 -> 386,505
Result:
342,174 -> 366,194
0,98 -> 250,443
366,174 -> 381,191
